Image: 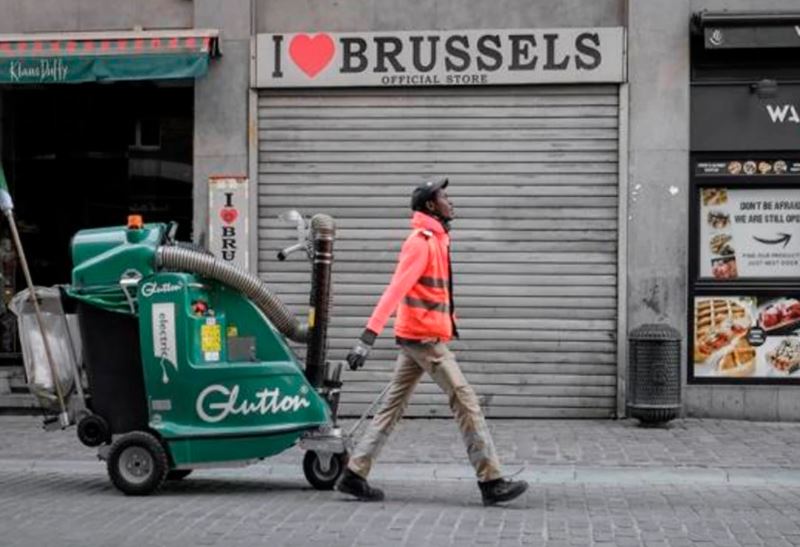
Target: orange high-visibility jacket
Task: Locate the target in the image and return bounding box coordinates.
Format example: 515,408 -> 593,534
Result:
366,211 -> 457,341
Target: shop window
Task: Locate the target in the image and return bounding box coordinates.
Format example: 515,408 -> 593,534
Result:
130,118 -> 161,151
690,11 -> 800,385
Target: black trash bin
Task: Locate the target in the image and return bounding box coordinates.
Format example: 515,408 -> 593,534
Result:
75,301 -> 149,435
627,324 -> 681,425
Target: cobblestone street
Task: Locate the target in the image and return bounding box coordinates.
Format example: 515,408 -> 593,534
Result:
1,416 -> 800,546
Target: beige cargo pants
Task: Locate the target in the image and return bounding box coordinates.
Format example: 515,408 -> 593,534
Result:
347,341 -> 503,482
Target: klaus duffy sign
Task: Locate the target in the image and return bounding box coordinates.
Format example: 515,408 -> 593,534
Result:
209,176 -> 249,271
256,28 -> 625,88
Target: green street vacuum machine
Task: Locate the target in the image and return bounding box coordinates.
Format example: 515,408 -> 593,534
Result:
8,212 -> 356,495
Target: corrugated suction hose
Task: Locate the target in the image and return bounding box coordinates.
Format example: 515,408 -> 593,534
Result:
156,246 -> 308,343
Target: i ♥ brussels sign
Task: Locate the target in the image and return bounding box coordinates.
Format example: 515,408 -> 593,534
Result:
256,28 -> 625,88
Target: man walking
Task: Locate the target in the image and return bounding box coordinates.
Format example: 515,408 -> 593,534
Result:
336,177 -> 528,506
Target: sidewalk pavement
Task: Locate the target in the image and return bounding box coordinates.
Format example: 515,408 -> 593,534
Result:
1,415 -> 799,486
2,415 -> 800,547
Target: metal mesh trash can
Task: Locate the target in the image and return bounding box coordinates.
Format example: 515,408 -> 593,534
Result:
9,287 -> 82,411
627,324 -> 681,425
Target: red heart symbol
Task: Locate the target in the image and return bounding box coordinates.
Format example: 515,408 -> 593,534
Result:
289,33 -> 335,78
220,207 -> 238,225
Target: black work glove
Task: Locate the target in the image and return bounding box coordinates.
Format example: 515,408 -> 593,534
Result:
346,329 -> 377,371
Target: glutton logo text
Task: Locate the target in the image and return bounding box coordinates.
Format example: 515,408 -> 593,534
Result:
196,384 -> 311,423
141,281 -> 182,298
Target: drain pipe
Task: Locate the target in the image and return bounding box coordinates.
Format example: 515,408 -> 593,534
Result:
305,214 -> 335,388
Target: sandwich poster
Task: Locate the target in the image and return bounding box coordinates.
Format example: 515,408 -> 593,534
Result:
693,296 -> 800,380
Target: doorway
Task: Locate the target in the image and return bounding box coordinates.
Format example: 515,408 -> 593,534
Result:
1,81 -> 194,288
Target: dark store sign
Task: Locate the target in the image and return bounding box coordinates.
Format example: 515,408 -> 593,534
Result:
0,53 -> 212,85
255,28 -> 624,87
0,34 -> 218,84
692,85 -> 800,152
704,25 -> 800,50
0,54 -> 211,84
765,103 -> 800,124
693,295 -> 800,380
699,188 -> 800,279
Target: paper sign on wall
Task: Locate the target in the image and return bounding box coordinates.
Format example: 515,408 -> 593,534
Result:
698,187 -> 800,279
209,176 -> 249,271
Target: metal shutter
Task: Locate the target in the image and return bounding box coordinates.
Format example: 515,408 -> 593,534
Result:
257,86 -> 619,418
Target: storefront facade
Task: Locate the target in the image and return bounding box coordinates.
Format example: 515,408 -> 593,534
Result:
686,6 -> 800,418
252,4 -> 626,418
627,0 -> 800,421
0,0 -> 239,409
0,7 -> 222,286
1,0 -> 799,420
256,21 -> 624,417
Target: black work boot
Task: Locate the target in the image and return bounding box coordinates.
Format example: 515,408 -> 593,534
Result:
478,478 -> 528,506
336,469 -> 385,501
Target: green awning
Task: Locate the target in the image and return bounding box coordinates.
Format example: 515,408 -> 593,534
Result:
0,29 -> 220,84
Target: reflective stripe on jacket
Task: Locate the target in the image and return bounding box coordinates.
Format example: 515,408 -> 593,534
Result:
366,211 -> 456,341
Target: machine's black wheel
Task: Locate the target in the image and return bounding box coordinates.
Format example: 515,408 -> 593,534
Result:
77,414 -> 110,447
166,469 -> 193,481
303,451 -> 347,490
107,431 -> 169,496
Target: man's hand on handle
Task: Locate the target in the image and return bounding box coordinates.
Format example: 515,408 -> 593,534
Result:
347,329 -> 378,370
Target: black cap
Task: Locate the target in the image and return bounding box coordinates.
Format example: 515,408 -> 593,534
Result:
410,177 -> 449,212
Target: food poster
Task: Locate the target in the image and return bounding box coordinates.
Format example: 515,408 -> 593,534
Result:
694,296 -> 800,379
699,188 -> 800,279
